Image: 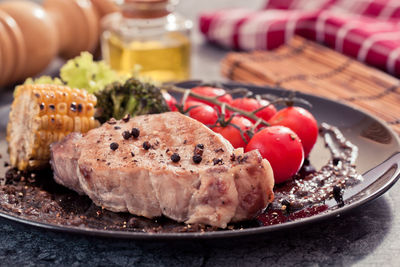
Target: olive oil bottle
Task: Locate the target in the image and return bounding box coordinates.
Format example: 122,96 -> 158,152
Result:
101,0 -> 192,83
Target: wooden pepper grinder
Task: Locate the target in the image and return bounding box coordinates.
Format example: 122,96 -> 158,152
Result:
0,0 -> 118,87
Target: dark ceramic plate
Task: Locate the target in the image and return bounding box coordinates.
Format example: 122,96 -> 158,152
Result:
0,82 -> 399,240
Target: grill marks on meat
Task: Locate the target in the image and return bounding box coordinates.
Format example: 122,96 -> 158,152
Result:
50,112 -> 274,228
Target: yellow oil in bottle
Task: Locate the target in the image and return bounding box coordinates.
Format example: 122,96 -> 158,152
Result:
105,32 -> 191,83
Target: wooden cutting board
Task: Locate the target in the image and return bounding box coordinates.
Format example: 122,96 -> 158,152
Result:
221,36 -> 400,134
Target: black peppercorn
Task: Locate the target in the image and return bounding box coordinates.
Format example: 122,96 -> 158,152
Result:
332,185 -> 344,207
171,153 -> 181,163
110,142 -> 119,151
70,102 -> 77,112
122,131 -> 131,140
107,119 -> 117,125
122,114 -> 131,122
332,157 -> 340,166
143,141 -> 151,150
131,152 -> 135,157
131,128 -> 140,138
213,158 -> 223,165
194,144 -> 204,156
193,155 -> 202,164
196,144 -> 204,149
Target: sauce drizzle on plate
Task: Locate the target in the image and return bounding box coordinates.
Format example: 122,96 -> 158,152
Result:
0,123 -> 362,233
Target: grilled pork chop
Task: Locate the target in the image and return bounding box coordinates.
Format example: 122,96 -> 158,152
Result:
50,112 -> 274,228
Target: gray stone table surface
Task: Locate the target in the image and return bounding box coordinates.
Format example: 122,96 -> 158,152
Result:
0,0 -> 400,266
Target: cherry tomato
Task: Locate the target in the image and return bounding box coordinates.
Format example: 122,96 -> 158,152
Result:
245,126 -> 304,184
212,116 -> 254,148
162,91 -> 178,111
229,98 -> 277,122
268,106 -> 318,157
187,86 -> 233,110
184,101 -> 218,126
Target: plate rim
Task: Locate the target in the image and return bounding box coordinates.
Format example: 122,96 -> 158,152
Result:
0,81 -> 399,240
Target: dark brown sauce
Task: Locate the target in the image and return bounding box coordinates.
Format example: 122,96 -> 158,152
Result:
258,123 -> 362,226
0,123 -> 362,233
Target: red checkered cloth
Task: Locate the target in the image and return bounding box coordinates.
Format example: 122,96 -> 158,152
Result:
199,0 -> 400,76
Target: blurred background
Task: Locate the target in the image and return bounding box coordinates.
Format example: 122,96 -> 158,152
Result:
0,0 -> 265,87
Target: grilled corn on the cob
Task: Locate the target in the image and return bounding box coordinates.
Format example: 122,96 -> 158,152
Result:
7,84 -> 100,170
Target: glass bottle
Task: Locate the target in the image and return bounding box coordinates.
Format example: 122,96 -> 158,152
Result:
100,0 -> 192,83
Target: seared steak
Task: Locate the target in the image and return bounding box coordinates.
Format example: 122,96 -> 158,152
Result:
50,112 -> 274,228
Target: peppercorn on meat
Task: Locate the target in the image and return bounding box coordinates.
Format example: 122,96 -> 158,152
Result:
7,84 -> 100,170
50,112 -> 274,228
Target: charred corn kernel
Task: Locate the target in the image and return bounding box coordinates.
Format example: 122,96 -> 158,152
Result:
7,84 -> 100,171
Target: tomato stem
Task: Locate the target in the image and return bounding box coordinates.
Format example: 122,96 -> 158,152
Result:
224,87 -> 253,97
251,103 -> 275,115
181,89 -> 191,106
164,85 -> 271,127
221,103 -> 227,120
228,122 -> 250,145
251,118 -> 262,132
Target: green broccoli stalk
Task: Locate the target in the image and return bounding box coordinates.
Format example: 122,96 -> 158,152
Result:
95,78 -> 170,123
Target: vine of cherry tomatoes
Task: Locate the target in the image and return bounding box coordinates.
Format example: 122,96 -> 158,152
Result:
163,86 -> 319,184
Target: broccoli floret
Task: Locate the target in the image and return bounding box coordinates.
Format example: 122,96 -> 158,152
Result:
95,78 -> 170,123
